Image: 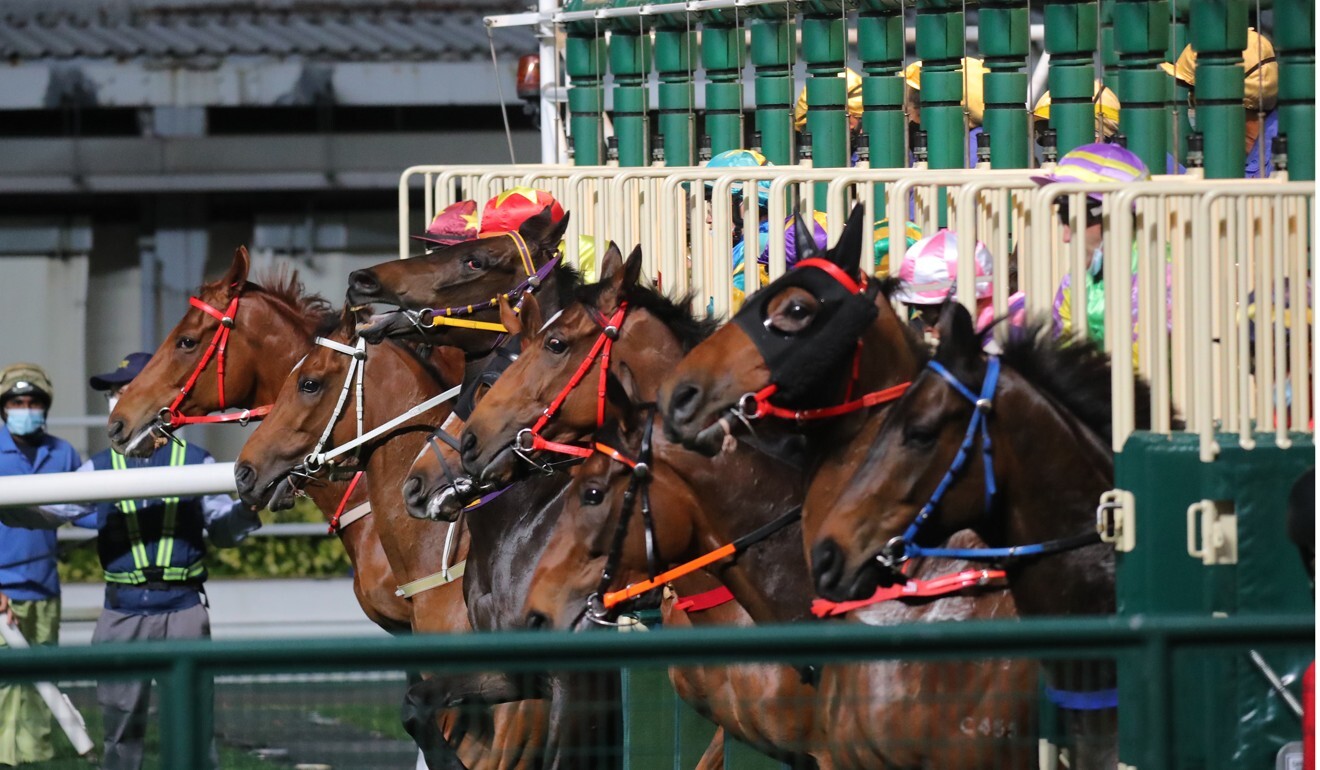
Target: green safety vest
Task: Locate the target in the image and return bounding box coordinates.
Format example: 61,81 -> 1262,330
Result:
103,442 -> 206,586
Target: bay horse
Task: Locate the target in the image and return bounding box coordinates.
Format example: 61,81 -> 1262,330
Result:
656,207 -> 1039,767
106,246 -> 409,634
802,305 -> 1126,769
232,313 -> 563,770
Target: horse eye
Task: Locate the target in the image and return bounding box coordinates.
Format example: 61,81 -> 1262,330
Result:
544,337 -> 568,355
581,487 -> 605,506
466,258 -> 484,270
766,296 -> 819,334
176,337 -> 198,351
299,378 -> 321,394
784,301 -> 811,320
903,423 -> 939,448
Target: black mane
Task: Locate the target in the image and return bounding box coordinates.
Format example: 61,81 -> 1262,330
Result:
575,279 -> 719,352
998,321 -> 1156,442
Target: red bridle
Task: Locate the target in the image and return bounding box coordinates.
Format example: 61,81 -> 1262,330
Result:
159,291 -> 272,428
514,303 -> 629,460
738,258 -> 910,422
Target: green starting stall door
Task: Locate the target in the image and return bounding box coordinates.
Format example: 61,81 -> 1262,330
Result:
1115,432 -> 1314,769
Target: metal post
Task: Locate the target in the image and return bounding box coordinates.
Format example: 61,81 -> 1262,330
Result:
1043,0 -> 1099,155
701,12 -> 745,156
749,13 -> 795,166
159,656 -> 201,769
801,0 -> 848,204
1275,0 -> 1315,180
858,0 -> 906,214
915,1 -> 967,170
1168,2 -> 1191,166
565,12 -> 607,165
1114,0 -> 1171,173
654,16 -> 697,166
608,5 -> 652,167
979,0 -> 1029,168
1188,0 -> 1246,179
1099,0 -> 1119,93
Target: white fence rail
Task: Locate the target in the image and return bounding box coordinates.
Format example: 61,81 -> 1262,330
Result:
400,164 -> 1313,462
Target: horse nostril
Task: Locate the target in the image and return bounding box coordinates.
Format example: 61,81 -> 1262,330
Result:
402,475 -> 425,512
811,539 -> 843,596
349,269 -> 380,297
106,420 -> 125,444
233,463 -> 256,495
460,431 -> 478,461
667,382 -> 702,424
525,611 -> 550,631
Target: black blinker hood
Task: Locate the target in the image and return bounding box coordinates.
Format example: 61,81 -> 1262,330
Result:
731,262 -> 878,406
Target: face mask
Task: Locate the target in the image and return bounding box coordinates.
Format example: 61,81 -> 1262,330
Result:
1088,247 -> 1105,278
1187,108 -> 1197,130
6,408 -> 46,437
107,396 -> 119,413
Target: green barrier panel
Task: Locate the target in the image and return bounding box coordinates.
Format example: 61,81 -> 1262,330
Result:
1116,431 -> 1314,769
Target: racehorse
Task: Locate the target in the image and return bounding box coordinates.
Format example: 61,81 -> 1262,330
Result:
231,311 -> 563,770
655,207 -> 1040,767
429,242 -> 814,767
106,246 -> 409,634
800,304 -> 1126,769
344,207 -> 624,768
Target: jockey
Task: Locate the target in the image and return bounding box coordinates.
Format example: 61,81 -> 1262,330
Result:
1033,142 -> 1172,362
872,218 -> 922,279
1162,27 -> 1279,178
904,57 -> 988,168
701,149 -> 830,306
895,229 -> 994,347
1033,81 -> 1185,174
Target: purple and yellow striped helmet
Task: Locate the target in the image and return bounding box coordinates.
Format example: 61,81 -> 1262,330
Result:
1031,142 -> 1150,201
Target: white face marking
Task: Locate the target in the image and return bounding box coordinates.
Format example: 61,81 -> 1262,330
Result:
537,308 -> 566,335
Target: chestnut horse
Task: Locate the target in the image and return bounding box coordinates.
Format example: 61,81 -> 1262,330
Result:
232,314 -> 564,770
801,305 -> 1126,769
445,243 -> 836,766
107,246 -> 409,634
658,207 -> 1038,767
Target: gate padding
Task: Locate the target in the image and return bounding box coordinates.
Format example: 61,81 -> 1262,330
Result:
1116,431 -> 1314,769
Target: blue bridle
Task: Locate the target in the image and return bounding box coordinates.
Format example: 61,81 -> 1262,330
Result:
876,355 -> 1103,567
873,355 -> 1115,711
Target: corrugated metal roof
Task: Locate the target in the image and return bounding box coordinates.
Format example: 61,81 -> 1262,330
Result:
0,2 -> 536,63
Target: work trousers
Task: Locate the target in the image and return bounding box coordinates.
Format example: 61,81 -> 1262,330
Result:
0,597 -> 60,767
92,602 -> 218,770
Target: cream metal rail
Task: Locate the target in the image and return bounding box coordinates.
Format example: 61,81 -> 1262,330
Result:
398,165 -> 1313,460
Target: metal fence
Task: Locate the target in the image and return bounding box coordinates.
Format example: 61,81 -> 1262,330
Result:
0,614 -> 1307,769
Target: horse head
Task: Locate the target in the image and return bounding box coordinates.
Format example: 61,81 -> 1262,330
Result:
349,207 -> 570,351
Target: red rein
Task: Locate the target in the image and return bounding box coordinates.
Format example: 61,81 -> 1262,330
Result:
162,292 -> 272,427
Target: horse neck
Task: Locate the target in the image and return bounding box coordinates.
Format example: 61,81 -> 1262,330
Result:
659,429 -> 814,623
358,344 -> 465,585
986,371 -> 1116,618
617,312 -> 687,401
854,300 -> 924,393
247,295 -> 322,405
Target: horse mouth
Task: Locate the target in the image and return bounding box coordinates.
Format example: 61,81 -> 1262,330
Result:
356,310 -> 416,343
477,444 -> 519,487
243,474 -> 298,513
120,426 -> 168,459
421,484 -> 467,522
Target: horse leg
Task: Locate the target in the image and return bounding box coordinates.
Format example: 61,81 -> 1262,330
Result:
544,671 -> 623,770
487,699 -> 549,770
402,673 -> 470,770
694,727 -> 725,770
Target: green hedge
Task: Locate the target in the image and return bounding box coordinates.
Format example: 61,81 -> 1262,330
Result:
58,497 -> 354,583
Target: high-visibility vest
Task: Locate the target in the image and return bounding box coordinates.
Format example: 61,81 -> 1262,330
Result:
101,442 -> 206,586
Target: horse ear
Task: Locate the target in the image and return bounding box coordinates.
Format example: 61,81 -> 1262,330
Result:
517,294 -> 544,349
792,211 -> 821,261
934,302 -> 979,367
596,241 -> 630,310
825,205 -> 866,276
624,245 -> 644,288
219,246 -> 251,292
519,206 -> 572,254
498,295 -> 524,337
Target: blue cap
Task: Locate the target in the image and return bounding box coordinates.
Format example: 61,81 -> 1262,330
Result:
90,352 -> 152,391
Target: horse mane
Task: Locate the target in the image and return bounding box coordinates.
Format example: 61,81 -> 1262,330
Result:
231,266 -> 337,332
871,278 -> 931,366
574,279 -> 719,352
998,321 -> 1156,442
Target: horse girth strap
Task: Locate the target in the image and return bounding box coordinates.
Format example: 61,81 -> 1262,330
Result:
395,561 -> 466,598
